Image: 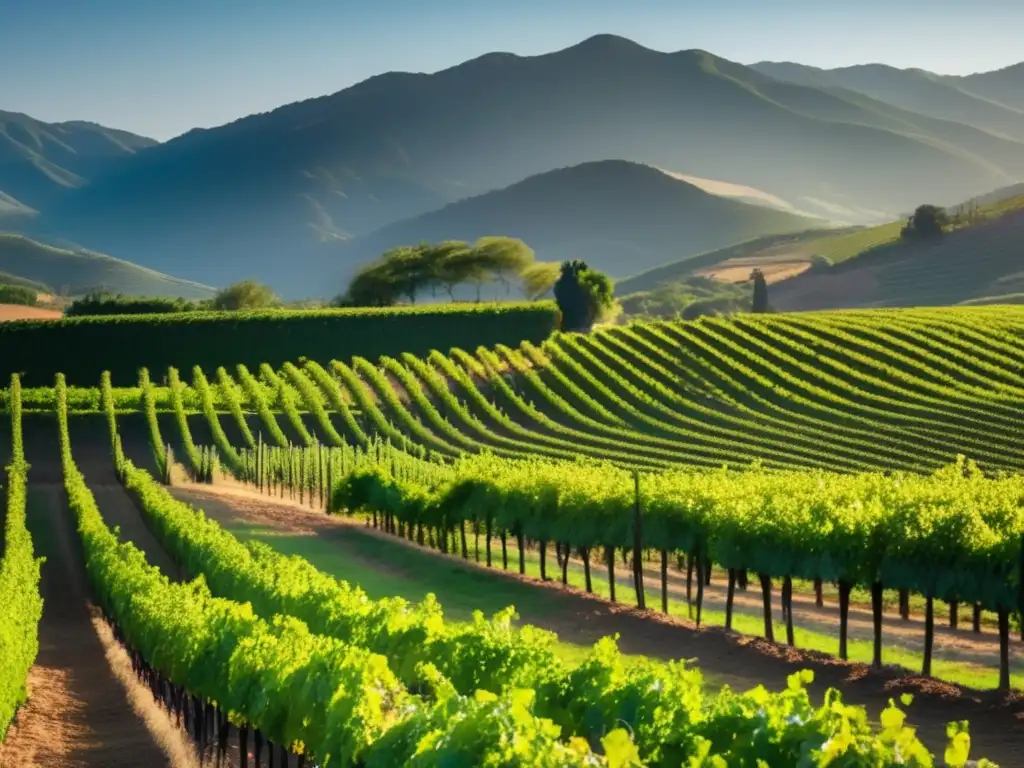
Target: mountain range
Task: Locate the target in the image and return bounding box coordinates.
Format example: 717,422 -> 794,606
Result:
0,234 -> 214,299
4,34 -> 1023,298
0,110 -> 155,215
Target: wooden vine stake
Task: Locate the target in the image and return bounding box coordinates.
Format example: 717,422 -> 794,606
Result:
758,573 -> 774,642
695,553 -> 704,626
922,594 -> 934,676
607,545 -> 616,602
660,550 -> 669,614
686,553 -> 694,617
998,607 -> 1010,692
839,581 -> 851,661
783,576 -> 794,647
485,516 -> 492,567
726,568 -> 736,630
871,581 -> 883,668
632,470 -> 645,610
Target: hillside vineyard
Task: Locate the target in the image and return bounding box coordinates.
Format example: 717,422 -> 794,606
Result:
4,305 -> 1021,765
23,306 -> 1021,473
28,373 -> 983,766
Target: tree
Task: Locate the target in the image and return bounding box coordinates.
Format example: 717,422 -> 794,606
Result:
472,237 -> 535,295
446,247 -> 492,302
901,204 -> 949,239
750,269 -> 769,313
339,263 -> 401,306
521,262 -> 560,300
380,246 -> 431,303
420,241 -> 474,300
553,260 -> 619,332
340,236 -> 539,305
211,280 -> 278,311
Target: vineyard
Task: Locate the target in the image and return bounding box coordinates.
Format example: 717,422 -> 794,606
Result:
2,304 -> 1024,765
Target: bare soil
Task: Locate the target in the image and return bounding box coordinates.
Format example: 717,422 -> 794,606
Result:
0,304 -> 62,321
696,260 -> 812,284
169,480 -> 1024,765
0,485 -> 191,768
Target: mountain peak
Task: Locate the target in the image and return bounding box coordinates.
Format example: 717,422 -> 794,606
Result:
564,33 -> 652,55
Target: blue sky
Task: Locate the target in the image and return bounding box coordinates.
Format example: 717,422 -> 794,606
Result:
3,0 -> 1022,141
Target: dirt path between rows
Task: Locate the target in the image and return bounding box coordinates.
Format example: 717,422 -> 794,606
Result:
0,485 -> 195,768
190,473 -> 1016,667
171,480 -> 1024,765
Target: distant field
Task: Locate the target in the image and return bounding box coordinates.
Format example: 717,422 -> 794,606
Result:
619,193 -> 1024,304
694,254 -> 812,284
773,209 -> 1024,310
0,303 -> 61,321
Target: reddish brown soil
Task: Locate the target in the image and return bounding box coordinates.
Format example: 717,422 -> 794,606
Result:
172,480 -> 1024,765
0,304 -> 62,321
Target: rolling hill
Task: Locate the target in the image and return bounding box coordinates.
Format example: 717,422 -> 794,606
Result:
0,233 -> 215,299
614,228 -> 864,295
0,111 -> 157,213
750,62 -> 1024,141
956,63 -> 1024,111
770,203 -> 1024,310
336,161 -> 827,284
30,35 -> 1019,297
616,184 -> 1024,305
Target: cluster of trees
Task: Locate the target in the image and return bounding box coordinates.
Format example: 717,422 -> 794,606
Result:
338,237 -> 561,306
901,204 -> 949,240
339,238 -> 621,333
64,280 -> 280,317
65,293 -> 199,316
0,284 -> 39,307
618,276 -> 750,321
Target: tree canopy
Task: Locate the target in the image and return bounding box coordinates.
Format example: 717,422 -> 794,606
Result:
211,280 -> 279,311
901,204 -> 949,239
521,261 -> 561,301
338,237 -> 543,306
553,260 -> 619,332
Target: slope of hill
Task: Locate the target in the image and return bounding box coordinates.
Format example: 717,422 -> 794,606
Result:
338,161 -> 826,282
0,111 -> 157,212
955,63 -> 1024,112
751,62 -> 1024,141
0,234 -> 215,299
35,35 -> 1014,296
771,205 -> 1024,310
614,228 -> 866,295
962,182 -> 1024,209
618,186 -> 1024,302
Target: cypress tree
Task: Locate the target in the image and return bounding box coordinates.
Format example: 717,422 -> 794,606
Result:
751,268 -> 769,314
